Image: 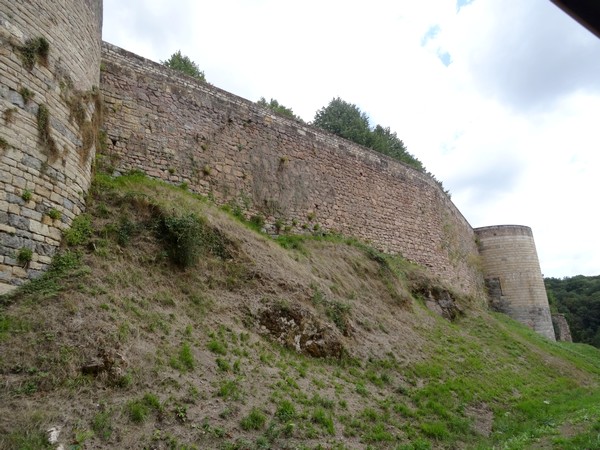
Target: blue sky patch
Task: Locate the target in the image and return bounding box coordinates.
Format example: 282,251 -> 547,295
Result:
456,0 -> 475,13
437,51 -> 452,66
421,25 -> 440,46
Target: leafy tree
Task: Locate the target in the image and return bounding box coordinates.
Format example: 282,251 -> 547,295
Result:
161,50 -> 205,81
313,98 -> 431,172
545,275 -> 600,347
257,97 -> 302,121
370,125 -> 424,171
313,97 -> 372,147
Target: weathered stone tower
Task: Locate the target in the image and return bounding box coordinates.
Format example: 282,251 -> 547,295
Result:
0,0 -> 103,294
475,225 -> 556,340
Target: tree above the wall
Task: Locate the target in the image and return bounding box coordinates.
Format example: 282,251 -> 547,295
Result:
161,50 -> 206,81
257,97 -> 302,121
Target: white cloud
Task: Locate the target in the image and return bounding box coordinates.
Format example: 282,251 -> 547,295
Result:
102,0 -> 600,277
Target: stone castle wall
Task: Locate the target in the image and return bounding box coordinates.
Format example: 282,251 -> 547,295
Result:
100,43 -> 484,298
475,225 -> 555,340
0,0 -> 103,293
1,2 -> 557,341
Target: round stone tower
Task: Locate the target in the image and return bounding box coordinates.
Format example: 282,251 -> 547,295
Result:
475,225 -> 555,340
0,0 -> 103,293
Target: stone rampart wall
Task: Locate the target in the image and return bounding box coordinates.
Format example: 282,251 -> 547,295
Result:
0,0 -> 102,293
100,43 -> 483,297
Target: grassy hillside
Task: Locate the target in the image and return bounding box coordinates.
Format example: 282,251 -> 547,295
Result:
1,171 -> 600,450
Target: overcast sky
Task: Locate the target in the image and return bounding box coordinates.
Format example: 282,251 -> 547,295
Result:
102,0 -> 600,278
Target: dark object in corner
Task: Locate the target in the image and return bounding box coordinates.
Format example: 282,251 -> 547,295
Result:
552,0 -> 600,39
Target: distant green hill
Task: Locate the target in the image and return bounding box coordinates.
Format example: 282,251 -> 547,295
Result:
1,168 -> 600,449
546,275 -> 600,348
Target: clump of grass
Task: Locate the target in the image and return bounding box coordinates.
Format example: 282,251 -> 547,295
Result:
248,214 -> 265,232
91,408 -> 113,441
0,137 -> 9,151
218,379 -> 242,400
21,189 -> 32,202
169,342 -> 195,372
47,208 -> 61,221
216,357 -> 230,372
3,107 -> 17,124
37,104 -> 58,158
6,250 -> 83,302
19,87 -> 34,105
275,400 -> 296,422
18,36 -> 50,70
126,393 -> 162,423
1,430 -> 49,450
420,421 -> 450,440
208,339 -> 228,355
240,407 -> 266,431
17,247 -> 33,267
312,407 -> 335,435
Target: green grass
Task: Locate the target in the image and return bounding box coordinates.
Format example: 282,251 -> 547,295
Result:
208,339 -> 228,355
169,342 -> 195,372
91,408 -> 113,441
126,393 -> 162,423
275,400 -> 296,422
240,408 -> 267,431
311,407 -> 335,435
218,379 -> 242,400
2,167 -> 600,449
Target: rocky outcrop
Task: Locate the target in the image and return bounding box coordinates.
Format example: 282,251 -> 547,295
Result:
259,303 -> 344,358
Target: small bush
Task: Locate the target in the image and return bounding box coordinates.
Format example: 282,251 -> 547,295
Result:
240,408 -> 266,431
160,213 -> 205,268
17,248 -> 33,266
50,251 -> 81,273
249,214 -> 265,231
64,214 -> 93,246
21,189 -> 32,202
116,217 -> 136,246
